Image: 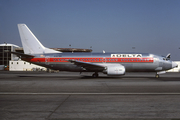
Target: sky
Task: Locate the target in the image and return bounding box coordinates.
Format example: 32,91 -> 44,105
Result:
0,0 -> 180,60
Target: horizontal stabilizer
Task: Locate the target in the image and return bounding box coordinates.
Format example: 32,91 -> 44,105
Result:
9,51 -> 34,58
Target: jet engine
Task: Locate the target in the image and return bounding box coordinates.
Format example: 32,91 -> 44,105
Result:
103,64 -> 125,76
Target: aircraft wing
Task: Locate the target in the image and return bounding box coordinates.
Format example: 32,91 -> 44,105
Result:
68,60 -> 105,71
8,51 -> 34,58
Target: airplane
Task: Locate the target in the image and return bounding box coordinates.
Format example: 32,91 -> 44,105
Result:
11,24 -> 178,78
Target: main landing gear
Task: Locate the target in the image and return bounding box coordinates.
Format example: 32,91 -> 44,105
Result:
155,73 -> 160,78
92,72 -> 99,78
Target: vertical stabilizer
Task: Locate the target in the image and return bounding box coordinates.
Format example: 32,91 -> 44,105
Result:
18,24 -> 61,54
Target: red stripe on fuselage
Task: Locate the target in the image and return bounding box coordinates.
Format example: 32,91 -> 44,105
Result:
27,57 -> 154,63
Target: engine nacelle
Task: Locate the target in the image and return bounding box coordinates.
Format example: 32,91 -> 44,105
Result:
103,64 -> 125,76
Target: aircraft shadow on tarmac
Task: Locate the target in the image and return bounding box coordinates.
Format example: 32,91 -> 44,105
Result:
15,72 -> 180,81
80,75 -> 180,81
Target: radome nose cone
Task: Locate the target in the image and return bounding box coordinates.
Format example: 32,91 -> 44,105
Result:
172,62 -> 178,68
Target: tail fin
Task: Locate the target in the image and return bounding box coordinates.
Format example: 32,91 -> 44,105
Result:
17,24 -> 61,54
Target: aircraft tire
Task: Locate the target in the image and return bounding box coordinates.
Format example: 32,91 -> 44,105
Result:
155,74 -> 159,78
92,73 -> 99,78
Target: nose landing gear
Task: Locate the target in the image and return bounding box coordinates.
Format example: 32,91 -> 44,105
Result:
155,71 -> 166,78
155,74 -> 159,78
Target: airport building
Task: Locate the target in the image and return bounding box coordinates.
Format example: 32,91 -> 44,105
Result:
9,60 -> 46,71
0,43 -> 20,70
0,43 -> 19,66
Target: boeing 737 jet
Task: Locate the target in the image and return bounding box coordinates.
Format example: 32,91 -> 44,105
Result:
11,24 -> 178,78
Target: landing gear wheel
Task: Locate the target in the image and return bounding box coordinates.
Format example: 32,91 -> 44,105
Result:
155,74 -> 159,78
92,73 -> 99,78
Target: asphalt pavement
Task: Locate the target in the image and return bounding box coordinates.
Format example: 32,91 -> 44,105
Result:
0,71 -> 180,120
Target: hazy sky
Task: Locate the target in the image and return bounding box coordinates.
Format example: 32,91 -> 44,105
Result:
1,0 -> 180,60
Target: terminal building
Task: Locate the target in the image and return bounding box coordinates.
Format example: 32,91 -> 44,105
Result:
0,43 -> 19,66
0,43 -> 20,70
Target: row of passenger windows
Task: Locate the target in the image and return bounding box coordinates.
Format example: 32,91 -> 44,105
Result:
53,58 -> 150,62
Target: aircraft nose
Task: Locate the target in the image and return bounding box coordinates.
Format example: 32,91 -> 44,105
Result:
172,62 -> 178,68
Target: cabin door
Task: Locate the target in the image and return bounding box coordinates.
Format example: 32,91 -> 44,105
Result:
45,57 -> 50,65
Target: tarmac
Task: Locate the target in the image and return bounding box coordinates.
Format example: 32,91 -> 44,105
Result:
1,71 -> 180,120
